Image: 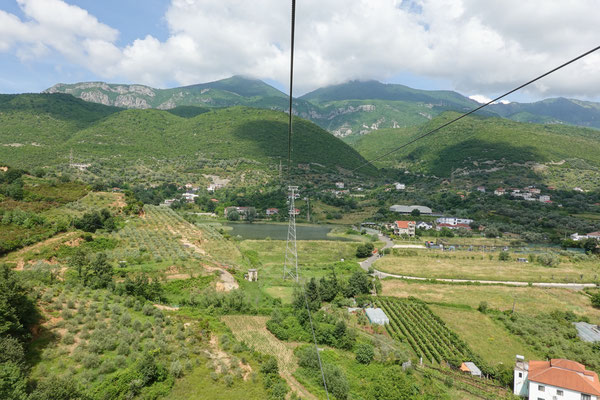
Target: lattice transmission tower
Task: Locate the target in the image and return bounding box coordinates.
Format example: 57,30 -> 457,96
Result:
283,185 -> 299,281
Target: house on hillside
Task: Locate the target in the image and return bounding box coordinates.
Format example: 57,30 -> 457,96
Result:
365,308 -> 389,325
460,362 -> 482,377
514,357 -> 600,399
394,221 -> 416,236
539,195 -> 551,203
335,182 -> 345,189
394,182 -> 406,190
266,208 -> 279,216
182,193 -> 199,203
476,186 -> 486,193
571,233 -> 589,241
436,217 -> 473,226
494,188 -> 506,196
417,221 -> 433,230
588,232 -> 600,240
225,206 -> 256,219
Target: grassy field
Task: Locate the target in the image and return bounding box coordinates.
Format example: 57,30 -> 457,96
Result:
375,250 -> 599,283
397,236 -> 520,247
429,305 -> 540,367
381,279 -> 600,322
238,239 -> 366,302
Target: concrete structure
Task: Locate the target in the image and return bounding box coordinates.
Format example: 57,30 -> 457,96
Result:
245,269 -> 258,282
514,357 -> 600,399
394,220 -> 416,236
460,362 -> 482,377
389,205 -> 433,215
365,308 -> 389,325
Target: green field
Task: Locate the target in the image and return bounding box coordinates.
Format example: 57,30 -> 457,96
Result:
375,249 -> 599,283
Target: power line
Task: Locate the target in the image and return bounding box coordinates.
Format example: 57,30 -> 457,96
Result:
284,1 -> 330,399
287,0 -> 296,175
352,44 -> 600,172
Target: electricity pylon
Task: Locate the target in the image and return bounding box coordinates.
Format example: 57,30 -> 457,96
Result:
283,186 -> 299,282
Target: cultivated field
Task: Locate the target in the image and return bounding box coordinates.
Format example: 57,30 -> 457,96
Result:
429,305 -> 540,367
381,279 -> 600,322
375,249 -> 599,283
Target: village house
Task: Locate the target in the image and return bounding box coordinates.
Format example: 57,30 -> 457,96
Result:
393,220 -> 416,236
494,188 -> 506,196
266,208 -> 279,216
225,206 -> 256,219
539,195 -> 551,203
514,357 -> 600,400
394,182 -> 406,190
182,193 -> 199,203
476,186 -> 486,193
416,221 -> 433,230
527,187 -> 541,195
436,217 -> 473,226
335,182 -> 345,189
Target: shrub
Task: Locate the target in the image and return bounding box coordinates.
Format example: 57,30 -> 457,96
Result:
142,304 -> 154,316
477,301 -> 488,313
170,360 -> 184,378
537,253 -> 560,267
498,251 -> 510,261
355,343 -> 375,364
63,333 -> 75,345
82,354 -> 101,369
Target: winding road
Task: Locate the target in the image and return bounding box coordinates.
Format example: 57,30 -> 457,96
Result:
359,233 -> 597,290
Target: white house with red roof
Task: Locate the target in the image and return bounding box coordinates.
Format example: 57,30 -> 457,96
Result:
514,357 -> 600,399
393,221 -> 416,236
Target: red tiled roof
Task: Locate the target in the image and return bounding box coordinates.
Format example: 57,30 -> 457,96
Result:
395,221 -> 416,229
528,359 -> 600,396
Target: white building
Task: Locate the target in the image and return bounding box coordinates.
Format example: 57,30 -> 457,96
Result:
514,357 -> 600,399
394,182 -> 406,190
389,205 -> 433,215
436,217 -> 474,226
539,195 -> 551,203
393,220 -> 416,236
335,182 -> 345,189
416,221 -> 433,230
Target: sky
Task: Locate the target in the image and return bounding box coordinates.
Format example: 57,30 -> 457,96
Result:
1,0 -> 600,103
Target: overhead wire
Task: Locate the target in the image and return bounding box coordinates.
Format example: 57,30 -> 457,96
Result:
286,1 -> 330,398
351,44 -> 600,173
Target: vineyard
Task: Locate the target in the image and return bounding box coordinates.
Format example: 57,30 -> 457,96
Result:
377,297 -> 485,370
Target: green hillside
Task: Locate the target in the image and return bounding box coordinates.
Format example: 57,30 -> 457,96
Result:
354,112 -> 600,177
0,94 -> 374,175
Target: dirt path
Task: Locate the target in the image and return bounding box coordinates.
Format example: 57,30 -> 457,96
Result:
4,232 -> 78,265
222,316 -> 317,400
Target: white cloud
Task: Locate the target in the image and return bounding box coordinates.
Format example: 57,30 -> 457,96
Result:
1,0 -> 600,99
469,95 -> 492,104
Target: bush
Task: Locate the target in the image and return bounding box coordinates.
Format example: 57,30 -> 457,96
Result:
477,301 -> 488,313
537,253 -> 560,267
498,251 -> 510,261
355,343 -> 375,364
63,333 -> 75,345
170,360 -> 184,378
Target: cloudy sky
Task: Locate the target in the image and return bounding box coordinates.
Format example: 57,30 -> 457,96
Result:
1,0 -> 599,102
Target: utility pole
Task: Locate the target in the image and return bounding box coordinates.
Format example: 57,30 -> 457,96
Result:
304,196 -> 310,222
283,186 -> 299,282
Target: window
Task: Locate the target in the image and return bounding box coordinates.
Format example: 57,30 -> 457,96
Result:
556,389 -> 563,396
581,394 -> 591,400
538,385 -> 545,392
518,372 -> 522,378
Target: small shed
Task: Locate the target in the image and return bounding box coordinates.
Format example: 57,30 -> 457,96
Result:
459,362 -> 482,377
365,308 -> 389,325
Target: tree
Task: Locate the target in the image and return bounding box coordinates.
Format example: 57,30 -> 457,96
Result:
0,265 -> 39,339
592,292 -> 600,309
346,271 -> 372,297
305,278 -> 321,311
84,253 -> 113,289
355,343 -> 375,364
246,208 -> 256,223
583,239 -> 598,254
498,251 -> 510,261
410,208 -> 421,217
356,242 -> 374,258
0,362 -> 27,400
29,377 -> 87,400
69,248 -> 88,278
227,209 -> 240,221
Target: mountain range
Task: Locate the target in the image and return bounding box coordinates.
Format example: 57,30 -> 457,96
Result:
46,76 -> 600,141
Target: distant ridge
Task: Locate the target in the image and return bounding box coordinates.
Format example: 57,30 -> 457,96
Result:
44,76 -> 600,139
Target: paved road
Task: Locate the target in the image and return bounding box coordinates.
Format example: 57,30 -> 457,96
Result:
360,233 -> 597,290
